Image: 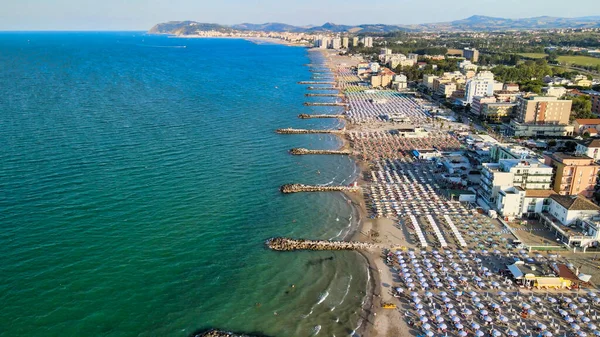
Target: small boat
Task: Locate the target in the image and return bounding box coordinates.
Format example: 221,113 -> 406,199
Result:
382,303 -> 397,309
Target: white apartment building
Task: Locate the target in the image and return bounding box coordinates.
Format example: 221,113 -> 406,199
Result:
364,36 -> 373,48
479,159 -> 554,204
464,71 -> 495,104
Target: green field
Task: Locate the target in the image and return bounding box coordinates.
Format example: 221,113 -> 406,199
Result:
518,53 -> 547,59
557,55 -> 600,67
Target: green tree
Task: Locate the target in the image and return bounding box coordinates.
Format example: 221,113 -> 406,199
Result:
570,95 -> 594,120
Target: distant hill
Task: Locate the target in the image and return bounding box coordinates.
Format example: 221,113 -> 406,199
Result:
148,16 -> 600,35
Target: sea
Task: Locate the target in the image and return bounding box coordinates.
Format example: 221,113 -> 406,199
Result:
0,32 -> 369,337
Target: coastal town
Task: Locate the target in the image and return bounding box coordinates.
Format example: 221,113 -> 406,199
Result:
252,27 -> 600,337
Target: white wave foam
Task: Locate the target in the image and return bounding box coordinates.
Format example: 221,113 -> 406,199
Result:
317,290 -> 329,305
339,275 -> 353,305
312,325 -> 321,336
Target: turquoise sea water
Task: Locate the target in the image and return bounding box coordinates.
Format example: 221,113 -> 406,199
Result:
0,33 -> 368,337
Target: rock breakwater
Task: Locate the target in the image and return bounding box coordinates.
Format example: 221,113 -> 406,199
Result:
275,128 -> 345,135
280,183 -> 359,193
266,237 -> 374,251
289,148 -> 351,155
297,114 -> 345,119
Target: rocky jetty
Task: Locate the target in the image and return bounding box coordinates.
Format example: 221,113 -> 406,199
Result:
305,93 -> 344,97
192,329 -> 260,337
275,128 -> 345,135
289,148 -> 351,155
297,114 -> 345,119
297,81 -> 336,85
280,183 -> 359,193
303,102 -> 348,106
266,237 -> 374,251
307,86 -> 338,90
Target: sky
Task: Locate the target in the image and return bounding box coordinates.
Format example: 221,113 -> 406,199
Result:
1,0 -> 599,30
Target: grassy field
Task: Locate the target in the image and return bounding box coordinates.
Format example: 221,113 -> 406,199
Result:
518,53 -> 547,59
557,55 -> 600,67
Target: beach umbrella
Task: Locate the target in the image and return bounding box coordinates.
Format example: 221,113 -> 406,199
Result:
473,297 -> 481,303
544,332 -> 553,337
522,303 -> 531,309
459,331 -> 467,337
433,309 -> 442,316
577,310 -> 585,316
469,291 -> 477,297
580,298 -> 589,304
416,303 -> 424,309
449,309 -> 457,316
426,331 -> 434,337
439,323 -> 447,330
588,323 -> 598,330
475,330 -> 484,337
420,316 -> 429,323
594,297 -> 600,303
579,332 -> 588,337
572,323 -> 581,331
594,331 -> 600,336
570,303 -> 579,310
508,330 -> 518,337
548,297 -> 557,304
502,297 -> 511,303
425,291 -> 433,298
528,309 -> 536,315
446,303 -> 454,309
566,316 -> 575,323
411,291 -> 419,297
491,329 -> 501,337
471,322 -> 481,330
491,281 -> 500,288
499,315 -> 509,323
463,308 -> 472,316
538,323 -> 547,330
583,317 -> 591,323
564,298 -> 573,303
422,323 -> 431,330
491,303 -> 500,309
475,303 -> 485,309
455,291 -> 463,297
452,316 -> 461,323
498,291 -> 507,296
589,292 -> 598,298
484,316 -> 493,323
443,297 -> 451,303
480,309 -> 489,316
418,309 -> 427,316
532,297 -> 542,303
436,316 -> 445,323
413,297 -> 421,304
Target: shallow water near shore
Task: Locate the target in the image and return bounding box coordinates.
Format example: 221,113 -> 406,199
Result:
0,33 -> 367,336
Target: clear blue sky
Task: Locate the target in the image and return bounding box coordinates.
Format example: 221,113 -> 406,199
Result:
2,0 -> 599,30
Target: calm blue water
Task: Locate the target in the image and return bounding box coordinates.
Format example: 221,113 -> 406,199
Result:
0,33 -> 368,337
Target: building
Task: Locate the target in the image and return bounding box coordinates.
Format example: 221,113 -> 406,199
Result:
352,36 -> 359,47
458,60 -> 478,72
342,37 -> 349,49
542,86 -> 567,98
389,57 -> 416,69
506,261 -> 573,289
364,36 -> 373,48
464,71 -> 495,104
494,91 -> 521,103
408,53 -> 418,62
592,93 -> 600,114
463,48 -> 479,62
573,75 -> 592,88
422,74 -> 439,90
480,102 -> 516,123
490,144 -> 540,162
471,96 -> 497,116
438,82 -> 457,97
479,159 -> 553,204
331,37 -> 341,49
392,74 -> 408,90
544,153 -> 600,198
577,139 -> 600,162
509,96 -> 573,137
370,68 -> 395,88
573,119 -> 600,135
503,83 -> 520,92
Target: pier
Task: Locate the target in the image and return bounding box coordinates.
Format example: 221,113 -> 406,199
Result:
305,93 -> 344,97
280,183 -> 359,193
309,69 -> 329,73
304,102 -> 348,107
266,237 -> 374,251
297,81 -> 336,85
276,128 -> 345,134
307,86 -> 339,91
289,148 -> 352,155
298,114 -> 345,119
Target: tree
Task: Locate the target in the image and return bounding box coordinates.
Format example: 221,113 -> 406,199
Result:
570,95 -> 594,120
565,141 -> 578,152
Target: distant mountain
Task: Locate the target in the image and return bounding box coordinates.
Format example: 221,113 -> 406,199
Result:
148,15 -> 600,35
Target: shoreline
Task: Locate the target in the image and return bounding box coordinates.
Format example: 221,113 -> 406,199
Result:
314,49 -> 381,337
168,34 -> 309,47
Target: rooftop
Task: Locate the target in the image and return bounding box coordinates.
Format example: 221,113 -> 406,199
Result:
550,195 -> 600,211
575,119 -> 600,125
550,152 -> 595,162
525,190 -> 557,198
579,139 -> 600,148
